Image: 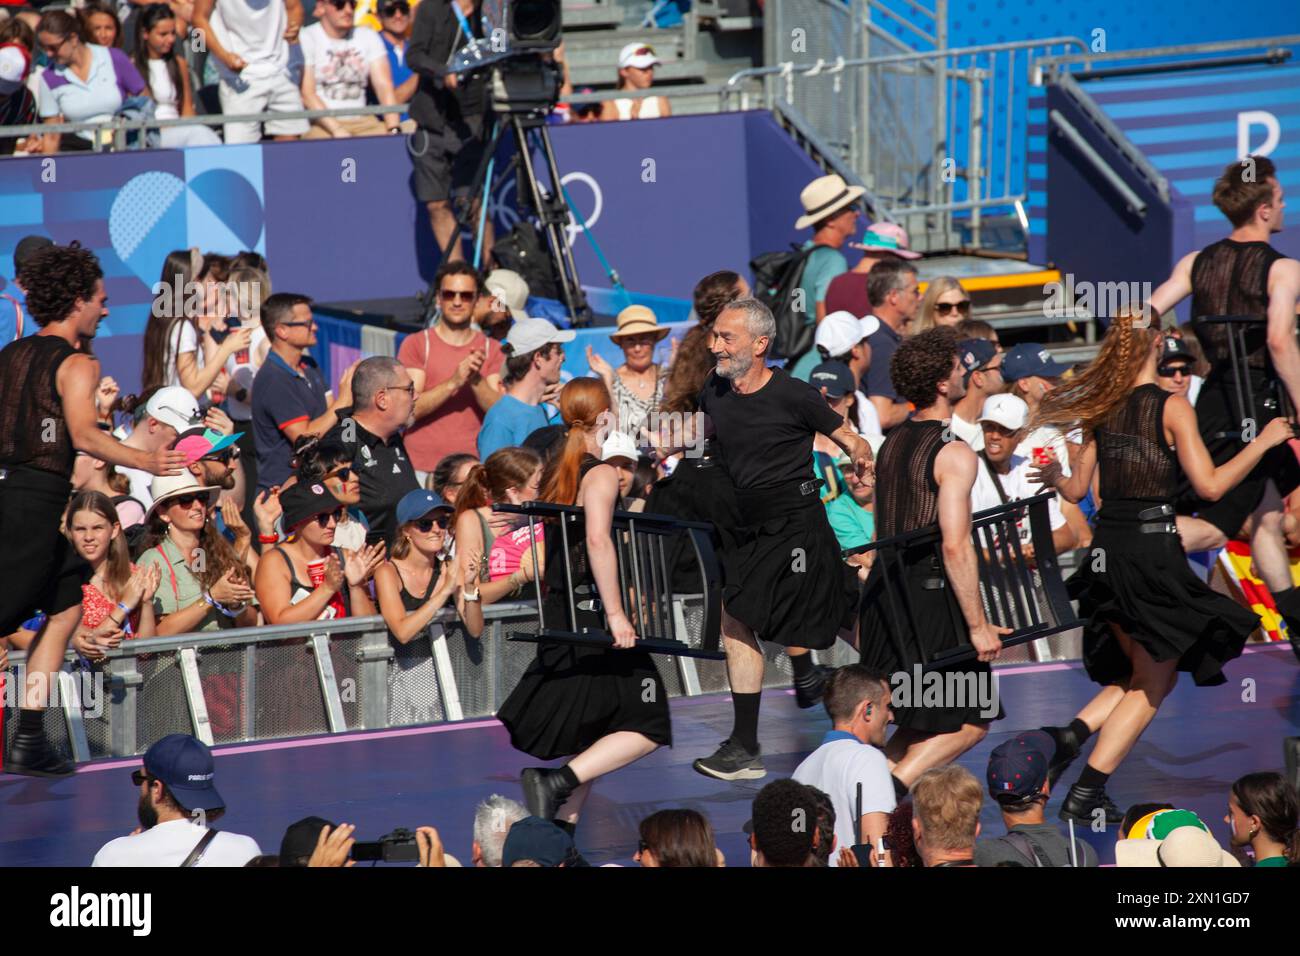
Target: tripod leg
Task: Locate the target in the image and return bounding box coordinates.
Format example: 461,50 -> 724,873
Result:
532,126 -> 592,325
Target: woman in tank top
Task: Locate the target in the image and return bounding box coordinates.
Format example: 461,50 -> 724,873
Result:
600,42 -> 671,122
131,4 -> 221,148
452,445 -> 545,638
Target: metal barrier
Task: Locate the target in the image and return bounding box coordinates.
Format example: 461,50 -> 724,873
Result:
846,494 -> 1079,667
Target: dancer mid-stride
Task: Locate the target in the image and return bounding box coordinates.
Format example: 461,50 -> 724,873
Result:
1030,313 -> 1294,825
499,378 -> 671,831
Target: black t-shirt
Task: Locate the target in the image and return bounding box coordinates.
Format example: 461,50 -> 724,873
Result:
698,368 -> 843,490
326,412 -> 419,547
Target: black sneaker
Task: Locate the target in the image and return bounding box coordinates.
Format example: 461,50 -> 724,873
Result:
692,739 -> 766,781
794,664 -> 833,710
1041,724 -> 1085,789
1059,783 -> 1123,827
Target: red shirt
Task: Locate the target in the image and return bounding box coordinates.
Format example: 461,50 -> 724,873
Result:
398,326 -> 504,472
824,270 -> 873,319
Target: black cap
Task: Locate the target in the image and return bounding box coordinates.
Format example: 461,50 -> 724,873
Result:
14,235 -> 54,275
501,816 -> 588,867
279,816 -> 336,867
1161,335 -> 1195,364
809,361 -> 856,399
279,480 -> 343,532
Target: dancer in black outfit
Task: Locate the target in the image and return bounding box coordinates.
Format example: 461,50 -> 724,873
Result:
858,328 -> 1010,790
1031,313 -> 1294,823
1149,156 -> 1300,658
502,378 -> 671,827
0,245 -> 185,776
689,298 -> 873,781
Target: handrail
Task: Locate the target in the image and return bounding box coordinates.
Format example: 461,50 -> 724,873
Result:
1049,109 -> 1148,217
771,99 -> 893,222
1036,33 -> 1300,75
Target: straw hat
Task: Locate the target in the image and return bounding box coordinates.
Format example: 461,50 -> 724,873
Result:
795,174 -> 865,230
146,473 -> 220,522
609,305 -> 670,343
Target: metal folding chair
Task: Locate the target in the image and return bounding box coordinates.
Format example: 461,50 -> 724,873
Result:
1193,314 -> 1295,431
845,493 -> 1079,667
493,502 -> 725,660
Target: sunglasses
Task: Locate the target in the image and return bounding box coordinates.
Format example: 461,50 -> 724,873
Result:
381,1 -> 410,13
935,300 -> 972,316
328,0 -> 356,8
315,508 -> 346,528
415,515 -> 451,533
204,446 -> 240,464
440,289 -> 478,302
1158,364 -> 1192,379
326,466 -> 354,482
131,770 -> 155,787
169,492 -> 212,509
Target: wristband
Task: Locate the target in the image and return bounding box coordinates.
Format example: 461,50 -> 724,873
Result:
462,585 -> 480,602
258,533 -> 279,544
116,601 -> 132,614
203,591 -> 240,618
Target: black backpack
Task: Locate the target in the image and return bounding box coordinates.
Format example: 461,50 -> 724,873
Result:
750,243 -> 824,363
492,221 -> 561,302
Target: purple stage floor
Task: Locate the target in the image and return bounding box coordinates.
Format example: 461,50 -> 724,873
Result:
3,645 -> 1297,867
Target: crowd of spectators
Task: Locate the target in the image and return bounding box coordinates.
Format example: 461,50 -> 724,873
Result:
0,1 -> 674,154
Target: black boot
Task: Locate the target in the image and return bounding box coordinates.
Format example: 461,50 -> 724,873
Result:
1059,783 -> 1122,826
6,712 -> 74,778
1042,723 -> 1086,789
1271,587 -> 1300,663
520,767 -> 576,820
794,665 -> 833,710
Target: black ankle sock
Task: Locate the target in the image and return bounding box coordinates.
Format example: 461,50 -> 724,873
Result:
731,692 -> 761,754
555,820 -> 576,836
1068,718 -> 1092,744
17,709 -> 43,734
790,653 -> 814,682
556,765 -> 580,790
1077,764 -> 1110,790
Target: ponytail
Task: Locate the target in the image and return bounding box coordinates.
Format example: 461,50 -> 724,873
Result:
452,463 -> 491,526
540,378 -> 612,506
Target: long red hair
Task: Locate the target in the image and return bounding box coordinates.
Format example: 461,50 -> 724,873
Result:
541,378 -> 612,505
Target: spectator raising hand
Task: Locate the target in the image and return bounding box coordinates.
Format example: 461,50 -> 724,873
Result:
308,824 -> 356,868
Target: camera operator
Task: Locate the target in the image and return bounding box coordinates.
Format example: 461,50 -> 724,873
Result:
407,0 -> 494,264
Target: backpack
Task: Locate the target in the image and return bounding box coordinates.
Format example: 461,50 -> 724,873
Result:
1000,830 -> 1080,867
493,221 -> 561,302
750,243 -> 824,363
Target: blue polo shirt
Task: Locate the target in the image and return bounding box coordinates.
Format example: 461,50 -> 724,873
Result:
863,319 -> 903,403
252,349 -> 328,491
477,394 -> 551,459
38,45 -> 146,144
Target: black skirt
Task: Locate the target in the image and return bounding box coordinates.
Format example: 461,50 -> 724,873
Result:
497,597 -> 673,761
1068,499 -> 1256,687
857,545 -> 1001,733
723,482 -> 857,650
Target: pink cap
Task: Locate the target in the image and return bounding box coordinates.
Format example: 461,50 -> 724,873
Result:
850,221 -> 921,259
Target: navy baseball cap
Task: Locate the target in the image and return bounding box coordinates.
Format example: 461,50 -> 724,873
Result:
1161,335 -> 1195,364
986,730 -> 1054,800
142,733 -> 225,813
809,360 -> 856,400
501,816 -> 588,867
395,489 -> 453,527
958,338 -> 998,383
1001,344 -> 1069,382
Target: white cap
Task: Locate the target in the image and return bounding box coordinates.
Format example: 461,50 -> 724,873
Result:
484,269 -> 529,321
146,386 -> 202,433
815,311 -> 866,358
0,44 -> 30,96
858,314 -> 881,339
618,42 -> 662,70
977,393 -> 1029,431
601,430 -> 639,464
505,317 -> 576,355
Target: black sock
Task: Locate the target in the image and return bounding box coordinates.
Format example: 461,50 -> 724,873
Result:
1068,718 -> 1092,744
731,692 -> 761,754
790,653 -> 814,683
18,709 -> 43,735
1273,586 -> 1300,624
555,820 -> 576,836
1077,764 -> 1110,790
556,764 -> 580,790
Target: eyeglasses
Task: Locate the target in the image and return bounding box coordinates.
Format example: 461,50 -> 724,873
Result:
414,515 -> 451,533
169,492 -> 212,509
41,33 -> 72,57
935,300 -> 972,317
316,508 -> 346,527
385,383 -> 416,399
439,289 -> 478,302
131,770 -> 155,787
1158,364 -> 1192,379
326,466 -> 354,482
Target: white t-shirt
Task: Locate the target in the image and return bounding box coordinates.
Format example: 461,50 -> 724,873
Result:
792,735 -> 895,867
93,818 -> 261,867
147,59 -> 180,121
971,453 -> 1067,543
855,390 -> 882,439
165,320 -> 203,391
949,411 -> 983,451
300,24 -> 386,110
118,465 -> 155,511
210,0 -> 291,84
225,324 -> 267,421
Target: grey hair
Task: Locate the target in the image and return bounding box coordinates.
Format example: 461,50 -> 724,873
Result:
472,794 -> 529,867
351,356 -> 404,410
722,297 -> 777,343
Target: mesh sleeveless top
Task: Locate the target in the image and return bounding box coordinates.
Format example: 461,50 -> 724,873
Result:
0,335 -> 79,476
1190,239 -> 1284,373
873,419 -> 946,539
1096,384 -> 1179,502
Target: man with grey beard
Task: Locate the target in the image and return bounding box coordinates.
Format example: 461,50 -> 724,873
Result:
692,298 -> 874,781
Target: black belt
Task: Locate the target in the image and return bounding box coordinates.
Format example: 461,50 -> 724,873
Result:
1135,503 -> 1178,535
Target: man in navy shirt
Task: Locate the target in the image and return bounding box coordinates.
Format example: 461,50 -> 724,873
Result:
862,258 -> 920,432
251,293 -> 354,491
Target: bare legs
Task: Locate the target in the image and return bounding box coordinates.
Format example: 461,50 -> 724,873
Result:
1084,628 -> 1178,774
426,199 -> 494,267
21,604 -> 80,709
722,608 -> 765,695
886,723 -> 989,789
555,731 -> 659,824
